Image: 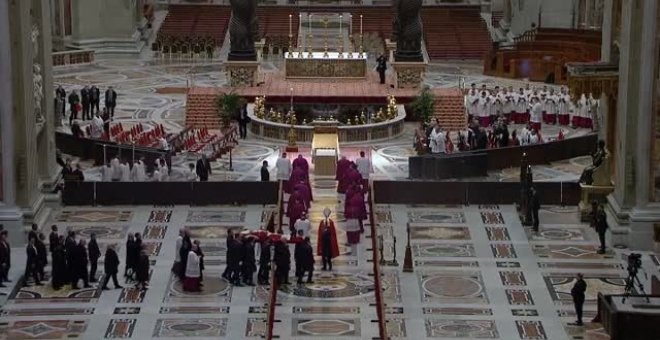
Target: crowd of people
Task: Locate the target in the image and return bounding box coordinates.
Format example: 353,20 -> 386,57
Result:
465,83 -> 599,130
415,81 -> 603,155
55,85 -> 117,128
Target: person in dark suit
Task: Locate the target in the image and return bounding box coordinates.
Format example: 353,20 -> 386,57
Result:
295,236 -> 315,284
376,54 -> 387,84
571,273 -> 587,326
105,86 -> 117,117
236,105 -> 251,139
260,161 -> 270,181
68,90 -> 80,125
71,239 -> 90,289
593,203 -> 609,254
88,233 -> 101,282
196,154 -> 212,182
35,233 -> 48,282
64,231 -> 76,283
56,85 -> 66,117
274,240 -> 291,285
27,224 -> 38,244
101,245 -> 122,289
530,187 -> 540,233
257,239 -> 271,285
90,85 -> 100,115
49,225 -> 59,253
51,237 -> 67,290
0,231 -> 10,286
241,237 -> 256,286
25,238 -> 42,286
135,249 -> 150,290
81,86 -> 91,120
178,230 -> 192,281
193,240 -> 205,282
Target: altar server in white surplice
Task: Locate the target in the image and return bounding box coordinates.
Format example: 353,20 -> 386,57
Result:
429,126 -> 446,154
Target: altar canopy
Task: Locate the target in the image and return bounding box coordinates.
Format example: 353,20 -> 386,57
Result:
285,52 -> 368,79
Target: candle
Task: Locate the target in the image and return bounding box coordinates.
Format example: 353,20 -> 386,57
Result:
339,15 -> 342,36
309,14 -> 312,35
289,14 -> 292,36
350,14 -> 352,35
360,15 -> 363,35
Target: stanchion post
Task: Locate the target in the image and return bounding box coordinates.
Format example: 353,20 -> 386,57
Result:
403,223 -> 413,272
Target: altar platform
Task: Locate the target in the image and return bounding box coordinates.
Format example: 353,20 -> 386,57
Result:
284,52 -> 368,79
185,71 -> 465,129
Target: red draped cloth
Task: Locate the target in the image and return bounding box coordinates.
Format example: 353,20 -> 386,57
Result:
316,220 -> 340,258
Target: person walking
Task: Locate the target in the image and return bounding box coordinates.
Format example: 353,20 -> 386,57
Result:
88,233 -> 101,282
101,245 -> 123,290
571,273 -> 587,326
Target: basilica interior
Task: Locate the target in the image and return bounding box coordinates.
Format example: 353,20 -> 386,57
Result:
0,0 -> 659,339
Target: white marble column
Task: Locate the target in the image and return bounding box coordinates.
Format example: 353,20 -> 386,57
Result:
607,0 -> 660,251
0,0 -> 23,233
601,0 -> 613,62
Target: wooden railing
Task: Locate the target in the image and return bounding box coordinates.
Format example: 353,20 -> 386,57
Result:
368,181 -> 388,340
52,49 -> 95,67
513,27 -> 538,43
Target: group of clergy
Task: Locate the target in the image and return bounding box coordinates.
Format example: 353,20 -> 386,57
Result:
276,153 -> 313,232
336,152 -> 370,245
25,225 -> 130,291
466,83 -> 598,131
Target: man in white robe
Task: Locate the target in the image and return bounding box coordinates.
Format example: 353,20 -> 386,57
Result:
275,152 -> 292,181
187,163 -> 198,181
119,160 -> 131,181
530,98 -> 543,132
110,156 -> 121,181
294,212 -> 311,238
355,151 -> 371,180
91,113 -> 104,139
131,158 -> 146,182
429,126 -> 446,154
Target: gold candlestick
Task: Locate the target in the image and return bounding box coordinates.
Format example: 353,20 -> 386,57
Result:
307,33 -> 313,58
358,34 -> 364,58
287,34 -> 294,58
323,17 -> 329,58
347,34 -> 353,58
338,35 -> 344,58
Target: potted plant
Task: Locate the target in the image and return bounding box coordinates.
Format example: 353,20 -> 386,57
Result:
411,88 -> 435,123
215,91 -> 244,128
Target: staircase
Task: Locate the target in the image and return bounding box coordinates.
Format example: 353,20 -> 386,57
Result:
432,89 -> 467,132
185,90 -> 221,129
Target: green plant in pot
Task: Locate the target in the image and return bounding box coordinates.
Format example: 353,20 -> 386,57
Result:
215,91 -> 244,129
411,88 -> 435,123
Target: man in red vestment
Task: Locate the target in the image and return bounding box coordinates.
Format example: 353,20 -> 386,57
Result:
292,154 -> 309,173
293,180 -> 312,208
287,194 -> 307,235
335,156 -> 351,192
317,208 -> 340,271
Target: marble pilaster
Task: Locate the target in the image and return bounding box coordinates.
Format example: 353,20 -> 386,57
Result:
601,0 -> 613,62
0,0 -> 23,235
33,0 -> 58,189
607,0 -> 660,251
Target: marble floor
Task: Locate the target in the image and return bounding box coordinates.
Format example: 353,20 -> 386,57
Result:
53,58 -> 593,183
3,198 -> 655,339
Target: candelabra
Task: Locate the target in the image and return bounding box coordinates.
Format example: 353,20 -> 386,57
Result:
378,235 -> 386,266
358,34 -> 364,58
391,235 -> 399,266
347,34 -> 354,59
287,34 -> 294,58
323,17 -> 329,58
307,32 -> 313,58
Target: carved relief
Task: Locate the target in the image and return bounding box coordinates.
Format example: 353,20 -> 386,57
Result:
31,23 -> 44,123
227,66 -> 256,87
396,67 -> 424,89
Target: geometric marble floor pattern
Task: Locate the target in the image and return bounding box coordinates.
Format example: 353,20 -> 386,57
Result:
379,204 -> 632,340
0,202 -> 641,339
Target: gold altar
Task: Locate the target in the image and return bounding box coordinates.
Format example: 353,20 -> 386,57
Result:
311,123 -> 339,177
285,52 -> 367,79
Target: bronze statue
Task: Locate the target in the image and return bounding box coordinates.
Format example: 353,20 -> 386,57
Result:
228,0 -> 259,61
579,140 -> 607,185
393,0 -> 424,62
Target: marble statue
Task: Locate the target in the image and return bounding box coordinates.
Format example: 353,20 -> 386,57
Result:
228,0 -> 259,61
31,24 -> 40,56
393,0 -> 424,62
33,63 -> 44,123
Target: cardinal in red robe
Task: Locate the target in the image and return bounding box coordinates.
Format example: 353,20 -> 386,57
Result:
335,156 -> 352,192
287,193 -> 307,234
317,208 -> 340,271
293,180 -> 312,207
292,154 -> 309,174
